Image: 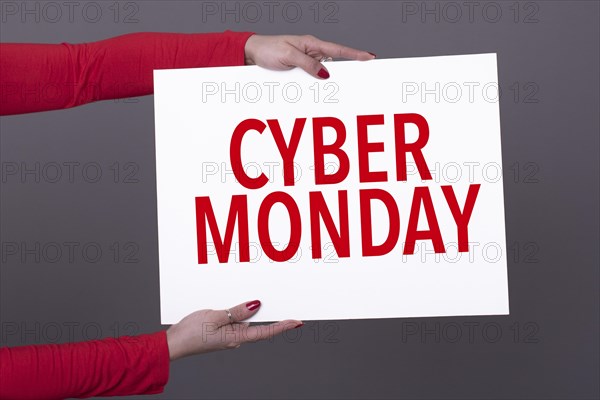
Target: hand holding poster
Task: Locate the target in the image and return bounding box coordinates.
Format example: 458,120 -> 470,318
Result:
154,54 -> 509,323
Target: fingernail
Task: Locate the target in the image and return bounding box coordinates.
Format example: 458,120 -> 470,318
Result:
246,300 -> 261,311
295,323 -> 304,329
368,52 -> 377,58
317,68 -> 330,79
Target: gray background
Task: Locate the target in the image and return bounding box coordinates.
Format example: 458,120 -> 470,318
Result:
1,0 -> 598,399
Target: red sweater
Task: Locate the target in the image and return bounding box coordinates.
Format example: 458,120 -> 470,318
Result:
0,332 -> 169,399
0,30 -> 254,398
0,30 -> 254,115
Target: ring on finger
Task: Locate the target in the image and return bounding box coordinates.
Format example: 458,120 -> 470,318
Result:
225,309 -> 234,324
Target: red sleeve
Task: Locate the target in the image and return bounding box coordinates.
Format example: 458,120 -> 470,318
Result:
0,30 -> 255,116
0,330 -> 170,399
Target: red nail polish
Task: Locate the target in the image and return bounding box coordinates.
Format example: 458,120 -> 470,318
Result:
295,323 -> 304,329
368,52 -> 377,58
246,300 -> 261,311
317,68 -> 330,79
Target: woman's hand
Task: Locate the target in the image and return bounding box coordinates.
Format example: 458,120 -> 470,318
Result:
166,300 -> 302,361
244,34 -> 376,79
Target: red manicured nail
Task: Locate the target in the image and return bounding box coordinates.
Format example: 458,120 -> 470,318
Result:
368,52 -> 377,58
295,323 -> 304,329
246,300 -> 261,311
317,68 -> 330,79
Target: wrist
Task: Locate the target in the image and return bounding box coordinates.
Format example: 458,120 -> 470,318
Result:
166,326 -> 183,361
244,34 -> 258,65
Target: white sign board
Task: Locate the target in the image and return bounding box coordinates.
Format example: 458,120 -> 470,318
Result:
154,54 -> 509,324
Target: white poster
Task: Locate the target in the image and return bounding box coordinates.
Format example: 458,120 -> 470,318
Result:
154,54 -> 509,324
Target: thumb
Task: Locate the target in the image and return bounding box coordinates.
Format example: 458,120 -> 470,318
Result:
285,47 -> 330,79
220,300 -> 262,326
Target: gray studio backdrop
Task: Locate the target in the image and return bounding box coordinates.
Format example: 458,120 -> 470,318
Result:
1,1 -> 598,399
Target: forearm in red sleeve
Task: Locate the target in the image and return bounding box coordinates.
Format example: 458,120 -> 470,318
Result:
0,30 -> 255,116
0,330 -> 170,399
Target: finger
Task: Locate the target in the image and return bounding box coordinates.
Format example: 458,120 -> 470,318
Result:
284,47 -> 330,79
241,319 -> 303,343
312,38 -> 375,61
216,300 -> 262,327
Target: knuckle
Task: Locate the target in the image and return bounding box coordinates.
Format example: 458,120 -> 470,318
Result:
282,47 -> 296,61
232,309 -> 244,321
206,310 -> 223,322
226,341 -> 240,349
